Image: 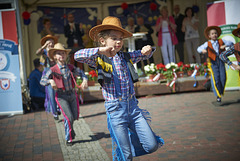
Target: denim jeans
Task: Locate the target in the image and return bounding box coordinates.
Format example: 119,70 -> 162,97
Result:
105,96 -> 158,161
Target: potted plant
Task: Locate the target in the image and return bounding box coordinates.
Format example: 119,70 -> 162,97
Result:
88,70 -> 98,86
176,62 -> 184,77
156,63 -> 166,79
163,62 -> 178,82
144,63 -> 156,80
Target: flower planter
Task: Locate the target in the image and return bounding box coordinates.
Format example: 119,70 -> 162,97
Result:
187,70 -> 194,76
88,80 -> 95,86
148,74 -> 156,80
176,71 -> 184,78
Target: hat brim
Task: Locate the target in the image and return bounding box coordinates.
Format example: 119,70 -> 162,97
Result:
204,26 -> 222,39
40,35 -> 58,46
232,28 -> 240,37
89,24 -> 133,41
48,48 -> 71,60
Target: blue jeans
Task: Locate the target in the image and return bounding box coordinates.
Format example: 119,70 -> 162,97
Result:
105,96 -> 158,161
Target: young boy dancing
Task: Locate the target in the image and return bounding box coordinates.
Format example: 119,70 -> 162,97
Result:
74,16 -> 164,160
40,43 -> 88,146
197,26 -> 233,103
220,23 -> 240,70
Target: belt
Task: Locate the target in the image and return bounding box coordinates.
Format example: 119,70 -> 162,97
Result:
57,89 -> 74,95
118,94 -> 134,101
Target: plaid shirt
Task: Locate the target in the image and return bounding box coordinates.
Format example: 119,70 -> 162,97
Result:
74,47 -> 154,101
40,63 -> 87,91
220,45 -> 240,66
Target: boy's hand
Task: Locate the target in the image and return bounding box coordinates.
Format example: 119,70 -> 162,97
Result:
202,49 -> 207,54
98,46 -> 116,57
141,45 -> 152,55
220,45 -> 226,50
81,79 -> 88,90
49,79 -> 57,90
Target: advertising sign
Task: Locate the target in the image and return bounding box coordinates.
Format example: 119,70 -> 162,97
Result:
0,9 -> 23,115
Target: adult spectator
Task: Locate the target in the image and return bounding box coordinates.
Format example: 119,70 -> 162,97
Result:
82,27 -> 94,48
64,13 -> 84,48
135,16 -> 154,69
64,13 -> 84,69
125,17 -> 137,33
182,7 -> 201,64
40,18 -> 55,38
29,58 -> 45,111
156,6 -> 178,65
173,4 -> 185,63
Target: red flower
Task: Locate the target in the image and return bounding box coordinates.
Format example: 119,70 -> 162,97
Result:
163,68 -> 167,71
156,63 -> 165,70
89,70 -> 97,77
204,62 -> 207,66
177,62 -> 183,67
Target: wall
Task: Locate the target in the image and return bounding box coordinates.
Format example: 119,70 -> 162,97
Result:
19,0 -> 215,77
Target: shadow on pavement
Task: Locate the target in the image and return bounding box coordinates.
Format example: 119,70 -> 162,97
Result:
72,132 -> 110,145
220,99 -> 240,106
80,112 -> 106,119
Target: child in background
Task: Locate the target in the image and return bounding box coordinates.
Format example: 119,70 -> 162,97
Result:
40,43 -> 88,146
74,16 -> 164,160
36,35 -> 60,120
220,23 -> 240,70
197,26 -> 233,103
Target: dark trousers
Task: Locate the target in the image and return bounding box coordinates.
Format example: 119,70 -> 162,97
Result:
210,57 -> 226,97
31,96 -> 45,111
175,41 -> 184,63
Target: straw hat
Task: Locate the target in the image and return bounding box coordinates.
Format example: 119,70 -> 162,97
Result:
48,43 -> 71,60
89,16 -> 133,41
232,23 -> 240,37
204,26 -> 221,39
40,34 -> 58,46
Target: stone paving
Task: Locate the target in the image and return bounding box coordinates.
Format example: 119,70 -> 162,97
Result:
0,90 -> 240,161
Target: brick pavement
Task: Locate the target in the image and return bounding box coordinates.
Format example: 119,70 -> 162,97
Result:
80,90 -> 240,161
0,90 -> 240,161
0,111 -> 63,161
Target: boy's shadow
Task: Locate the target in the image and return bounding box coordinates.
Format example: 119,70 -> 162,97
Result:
212,99 -> 240,106
72,132 -> 110,144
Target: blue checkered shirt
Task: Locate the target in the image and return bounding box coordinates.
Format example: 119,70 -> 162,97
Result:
74,47 -> 154,101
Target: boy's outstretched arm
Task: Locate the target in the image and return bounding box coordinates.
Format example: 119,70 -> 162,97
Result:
129,45 -> 155,64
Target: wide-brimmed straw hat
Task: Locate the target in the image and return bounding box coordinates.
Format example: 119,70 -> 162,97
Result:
204,26 -> 221,39
40,34 -> 58,46
89,16 -> 133,41
232,23 -> 240,37
48,43 -> 71,60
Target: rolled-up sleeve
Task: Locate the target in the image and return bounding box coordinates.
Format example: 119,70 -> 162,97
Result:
74,48 -> 99,68
130,47 -> 155,64
40,69 -> 52,86
197,42 -> 208,53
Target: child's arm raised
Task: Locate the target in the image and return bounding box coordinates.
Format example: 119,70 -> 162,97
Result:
128,45 -> 155,64
98,46 -> 116,57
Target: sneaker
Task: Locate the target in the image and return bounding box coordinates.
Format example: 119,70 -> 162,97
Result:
66,140 -> 73,146
54,115 -> 59,120
217,97 -> 221,103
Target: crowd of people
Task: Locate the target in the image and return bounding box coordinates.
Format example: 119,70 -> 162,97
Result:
27,4 -> 240,160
